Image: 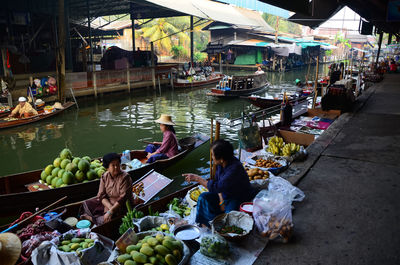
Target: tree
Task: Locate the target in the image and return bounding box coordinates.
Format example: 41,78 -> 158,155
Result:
262,13 -> 302,35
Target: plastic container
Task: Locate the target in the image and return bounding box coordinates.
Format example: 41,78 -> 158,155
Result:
64,217 -> 78,227
240,202 -> 254,216
76,219 -> 91,229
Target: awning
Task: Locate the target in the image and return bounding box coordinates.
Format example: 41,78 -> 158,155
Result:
143,0 -> 272,30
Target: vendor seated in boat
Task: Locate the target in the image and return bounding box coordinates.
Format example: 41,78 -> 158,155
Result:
145,114 -> 179,163
81,153 -> 133,225
9,97 -> 38,118
255,66 -> 265,75
184,139 -> 256,226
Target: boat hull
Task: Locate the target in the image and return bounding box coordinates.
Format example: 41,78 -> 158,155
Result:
173,74 -> 223,88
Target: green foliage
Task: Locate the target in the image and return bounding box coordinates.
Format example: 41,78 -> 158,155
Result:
171,45 -> 188,59
194,52 -> 208,62
261,13 -> 302,35
325,50 -> 333,56
334,33 -> 352,48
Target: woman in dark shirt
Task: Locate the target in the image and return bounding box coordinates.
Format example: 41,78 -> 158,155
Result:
184,139 -> 256,226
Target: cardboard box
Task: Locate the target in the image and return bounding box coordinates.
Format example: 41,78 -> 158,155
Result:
278,129 -> 315,147
307,108 -> 341,120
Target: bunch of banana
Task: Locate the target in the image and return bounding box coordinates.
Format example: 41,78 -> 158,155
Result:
267,136 -> 285,155
190,189 -> 201,202
282,143 -> 300,157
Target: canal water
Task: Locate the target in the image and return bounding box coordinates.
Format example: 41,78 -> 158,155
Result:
0,64 -> 328,198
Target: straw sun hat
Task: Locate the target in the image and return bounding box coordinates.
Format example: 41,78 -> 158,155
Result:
0,233 -> 22,265
155,114 -> 176,126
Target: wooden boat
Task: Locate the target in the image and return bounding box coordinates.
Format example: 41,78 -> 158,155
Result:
0,184 -> 196,265
0,102 -> 75,130
0,109 -> 11,118
0,133 -> 209,219
207,73 -> 269,98
173,73 -> 223,88
247,93 -> 313,109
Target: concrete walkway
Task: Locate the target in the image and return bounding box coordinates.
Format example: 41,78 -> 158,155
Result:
255,74 -> 400,265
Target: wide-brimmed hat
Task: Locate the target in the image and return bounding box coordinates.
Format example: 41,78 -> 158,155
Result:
18,97 -> 27,102
155,114 -> 176,126
35,99 -> 44,105
53,102 -> 64,110
0,233 -> 22,265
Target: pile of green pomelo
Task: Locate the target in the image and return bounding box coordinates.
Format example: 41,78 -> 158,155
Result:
39,148 -> 106,188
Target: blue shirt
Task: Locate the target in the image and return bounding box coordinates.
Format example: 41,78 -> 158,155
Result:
207,157 -> 255,202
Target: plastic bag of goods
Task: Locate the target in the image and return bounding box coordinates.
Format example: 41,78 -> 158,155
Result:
199,232 -> 230,259
252,176 -> 305,243
31,229 -> 113,265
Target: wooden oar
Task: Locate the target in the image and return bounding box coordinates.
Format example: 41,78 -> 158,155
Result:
1,196 -> 68,233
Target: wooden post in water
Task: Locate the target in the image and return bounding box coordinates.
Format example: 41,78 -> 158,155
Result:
170,69 -> 174,89
127,61 -> 131,93
151,42 -> 156,90
280,59 -> 283,72
219,53 -> 222,73
312,56 -> 319,108
57,0 -> 66,103
272,55 -> 276,71
209,118 -> 214,179
93,71 -> 97,98
158,75 -> 161,94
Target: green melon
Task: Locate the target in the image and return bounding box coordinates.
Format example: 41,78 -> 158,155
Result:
53,157 -> 62,168
40,170 -> 48,181
45,165 -> 55,176
60,148 -> 72,160
51,167 -> 61,177
62,171 -> 74,185
46,175 -> 55,185
78,160 -> 90,172
66,163 -> 78,174
75,170 -> 85,182
60,184 -> 68,187
58,169 -> 66,178
97,169 -> 105,178
60,159 -> 71,169
72,157 -> 81,165
86,169 -> 97,180
82,156 -> 91,162
55,178 -> 64,188
51,177 -> 59,187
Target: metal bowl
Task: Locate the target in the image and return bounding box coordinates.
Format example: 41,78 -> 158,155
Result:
173,224 -> 201,241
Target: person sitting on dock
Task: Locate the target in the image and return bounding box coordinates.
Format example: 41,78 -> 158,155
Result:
255,66 -> 265,75
145,114 -> 179,163
81,153 -> 133,225
9,97 -> 38,118
183,139 -> 256,227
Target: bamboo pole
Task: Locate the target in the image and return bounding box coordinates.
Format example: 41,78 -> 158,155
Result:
127,61 -> 131,92
151,42 -> 156,90
312,56 -> 319,108
57,0 -> 66,103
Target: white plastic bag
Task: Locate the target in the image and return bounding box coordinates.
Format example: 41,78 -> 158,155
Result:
252,176 -> 305,243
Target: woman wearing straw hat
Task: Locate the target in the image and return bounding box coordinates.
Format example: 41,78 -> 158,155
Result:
145,114 -> 179,163
9,97 -> 38,118
0,233 -> 22,265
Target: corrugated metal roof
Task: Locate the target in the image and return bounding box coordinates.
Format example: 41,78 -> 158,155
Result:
144,0 -> 272,30
216,0 -> 290,18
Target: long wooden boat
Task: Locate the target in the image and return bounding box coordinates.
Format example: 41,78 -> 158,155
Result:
0,109 -> 11,118
247,93 -> 313,109
0,184 -> 196,265
0,102 -> 75,130
0,133 -> 209,219
173,73 -> 223,88
207,73 -> 269,98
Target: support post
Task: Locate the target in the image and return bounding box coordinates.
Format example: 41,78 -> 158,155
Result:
86,0 -> 93,71
312,56 -> 319,108
93,71 -> 97,98
170,69 -> 174,89
190,16 -> 194,64
57,0 -> 66,103
376,32 -> 383,65
158,75 -> 161,94
130,3 -> 135,51
272,55 -> 276,71
127,62 -> 131,92
64,0 -> 72,70
1,48 -> 8,77
219,53 -> 222,73
151,42 -> 156,90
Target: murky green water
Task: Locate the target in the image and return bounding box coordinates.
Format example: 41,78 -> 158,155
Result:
0,64 -> 328,197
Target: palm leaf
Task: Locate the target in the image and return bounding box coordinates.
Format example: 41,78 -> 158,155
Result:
142,25 -> 158,38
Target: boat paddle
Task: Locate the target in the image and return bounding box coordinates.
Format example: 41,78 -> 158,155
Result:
1,196 -> 68,233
